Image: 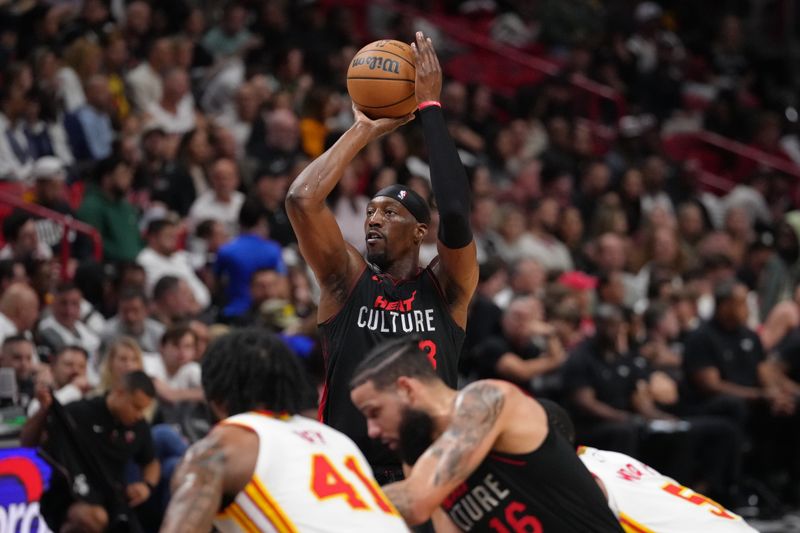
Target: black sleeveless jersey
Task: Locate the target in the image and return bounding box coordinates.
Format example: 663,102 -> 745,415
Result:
441,417 -> 623,533
318,260 -> 465,466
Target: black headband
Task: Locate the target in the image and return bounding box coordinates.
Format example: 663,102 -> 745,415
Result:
373,185 -> 431,224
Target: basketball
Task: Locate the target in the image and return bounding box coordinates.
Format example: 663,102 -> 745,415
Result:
347,40 -> 416,119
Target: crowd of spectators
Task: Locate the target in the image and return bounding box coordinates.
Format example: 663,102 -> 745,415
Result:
1,0 -> 800,527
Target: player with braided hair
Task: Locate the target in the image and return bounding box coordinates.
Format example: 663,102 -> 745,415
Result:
161,328 -> 410,533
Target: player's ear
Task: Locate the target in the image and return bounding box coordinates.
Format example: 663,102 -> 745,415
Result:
414,223 -> 427,245
396,376 -> 415,401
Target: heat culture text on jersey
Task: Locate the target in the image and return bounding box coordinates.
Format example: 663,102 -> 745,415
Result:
442,474 -> 512,532
356,290 -> 439,334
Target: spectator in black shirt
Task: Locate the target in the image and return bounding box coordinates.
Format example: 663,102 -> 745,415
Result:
563,304 -> 676,457
475,295 -> 566,399
597,270 -> 628,308
252,159 -> 296,246
684,279 -> 800,501
773,328 -> 800,388
34,370 -> 159,533
683,279 -> 793,413
461,258 -> 505,377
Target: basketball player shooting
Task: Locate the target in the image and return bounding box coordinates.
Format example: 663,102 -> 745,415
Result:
286,31 -> 479,481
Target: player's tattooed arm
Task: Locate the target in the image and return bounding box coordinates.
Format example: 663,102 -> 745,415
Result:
387,381 -> 508,525
160,434 -> 226,533
429,381 -> 505,486
382,482 -> 413,520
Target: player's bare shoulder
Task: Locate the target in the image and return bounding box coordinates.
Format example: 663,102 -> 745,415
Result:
459,380 -> 547,454
454,380 -> 509,423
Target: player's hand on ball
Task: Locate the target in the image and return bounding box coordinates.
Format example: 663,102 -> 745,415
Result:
352,103 -> 414,139
411,31 -> 442,103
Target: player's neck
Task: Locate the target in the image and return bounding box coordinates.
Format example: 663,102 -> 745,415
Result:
382,253 -> 420,280
428,385 -> 459,439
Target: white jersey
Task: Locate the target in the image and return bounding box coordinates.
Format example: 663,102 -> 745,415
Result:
213,411 -> 410,533
578,446 -> 756,533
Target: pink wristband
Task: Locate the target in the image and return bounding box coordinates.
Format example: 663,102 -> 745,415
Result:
418,100 -> 442,111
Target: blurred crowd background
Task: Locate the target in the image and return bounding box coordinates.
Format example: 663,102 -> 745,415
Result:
2,0 -> 800,528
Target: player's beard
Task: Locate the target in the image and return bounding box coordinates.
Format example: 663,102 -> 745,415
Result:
397,406 -> 435,466
366,249 -> 390,271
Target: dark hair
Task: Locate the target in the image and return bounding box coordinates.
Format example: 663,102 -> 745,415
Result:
239,198 -> 267,230
478,257 -> 506,284
54,281 -> 80,296
153,275 -> 180,301
350,336 -> 438,391
2,211 -> 33,243
54,345 -> 89,361
146,218 -> 176,237
250,267 -> 279,283
0,259 -> 22,284
643,301 -> 671,331
202,328 -> 316,415
74,261 -> 106,307
2,334 -> 31,350
713,277 -> 742,308
161,325 -> 195,347
539,399 -> 575,445
118,286 -> 148,305
122,370 -> 156,398
115,261 -> 145,288
93,155 -> 128,184
596,270 -> 619,293
702,254 -> 734,275
195,219 -> 217,240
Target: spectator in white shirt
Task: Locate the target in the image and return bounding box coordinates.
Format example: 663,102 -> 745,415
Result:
0,86 -> 34,181
146,325 -> 204,404
144,68 -> 196,135
101,288 -> 165,355
188,158 -> 245,234
214,81 -> 263,157
126,37 -> 173,112
137,218 -> 210,309
151,276 -> 199,328
37,282 -> 102,382
526,197 -> 574,274
0,283 -> 40,345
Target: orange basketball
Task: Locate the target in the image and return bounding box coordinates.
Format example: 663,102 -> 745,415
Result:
347,40 -> 416,119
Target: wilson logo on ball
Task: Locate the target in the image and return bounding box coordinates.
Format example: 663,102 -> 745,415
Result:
350,56 -> 400,74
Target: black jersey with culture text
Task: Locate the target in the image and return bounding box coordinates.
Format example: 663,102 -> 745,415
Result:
319,261 -> 464,466
441,412 -> 623,533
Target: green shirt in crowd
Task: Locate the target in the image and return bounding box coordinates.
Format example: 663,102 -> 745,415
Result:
77,185 -> 142,262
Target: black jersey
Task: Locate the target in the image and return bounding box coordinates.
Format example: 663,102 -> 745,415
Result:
441,414 -> 623,533
318,260 -> 465,466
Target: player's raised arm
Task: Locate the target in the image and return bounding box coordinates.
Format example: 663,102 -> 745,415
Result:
412,32 -> 479,328
286,108 -> 414,321
382,381 -> 509,525
160,433 -> 227,533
